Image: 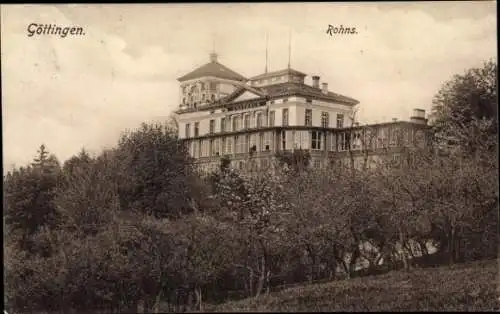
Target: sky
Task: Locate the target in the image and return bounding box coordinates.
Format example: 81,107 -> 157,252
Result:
1,2 -> 497,170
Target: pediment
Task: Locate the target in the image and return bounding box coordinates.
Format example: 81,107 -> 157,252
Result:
232,90 -> 263,102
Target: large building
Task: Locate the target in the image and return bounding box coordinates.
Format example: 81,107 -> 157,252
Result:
174,52 -> 430,173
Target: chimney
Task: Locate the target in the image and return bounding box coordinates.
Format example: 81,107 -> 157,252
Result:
410,108 -> 427,124
209,52 -> 218,63
321,82 -> 328,94
312,76 -> 320,88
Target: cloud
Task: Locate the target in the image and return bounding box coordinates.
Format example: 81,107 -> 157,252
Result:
1,3 -> 497,170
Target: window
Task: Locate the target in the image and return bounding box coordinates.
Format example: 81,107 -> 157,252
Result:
234,136 -> 240,153
190,142 -> 196,157
209,139 -> 215,156
293,131 -> 301,149
194,122 -> 199,137
256,113 -> 263,128
250,134 -> 257,153
244,114 -> 250,129
185,123 -> 190,138
306,98 -> 312,104
235,136 -> 245,154
311,131 -> 322,150
245,135 -> 250,153
259,132 -> 264,151
313,159 -> 321,169
221,118 -> 226,132
330,133 -> 336,151
321,112 -> 329,128
336,114 -> 344,128
221,138 -> 226,154
226,137 -> 233,154
197,139 -> 202,157
282,109 -> 289,126
264,132 -> 271,151
281,131 -> 287,150
390,128 -> 399,146
261,158 -> 269,169
305,109 -> 312,126
233,116 -> 241,131
337,133 -> 349,151
193,141 -> 200,158
403,128 -> 411,146
201,140 -> 209,157
269,111 -> 275,126
283,98 -> 289,103
209,119 -> 215,134
270,100 -> 275,105
377,128 -> 388,148
352,132 -> 362,150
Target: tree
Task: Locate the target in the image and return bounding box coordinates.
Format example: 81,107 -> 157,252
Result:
166,112 -> 179,134
4,145 -> 62,252
62,148 -> 93,178
55,151 -> 119,238
114,123 -> 200,219
430,60 -> 497,154
211,167 -> 289,298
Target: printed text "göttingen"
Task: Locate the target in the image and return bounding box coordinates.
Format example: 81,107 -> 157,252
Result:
27,23 -> 86,38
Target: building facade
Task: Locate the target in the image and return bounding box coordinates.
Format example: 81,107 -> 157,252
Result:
175,53 -> 430,173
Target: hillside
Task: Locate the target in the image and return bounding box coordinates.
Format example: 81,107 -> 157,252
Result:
212,259 -> 499,312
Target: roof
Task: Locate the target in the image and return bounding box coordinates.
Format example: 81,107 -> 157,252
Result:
249,68 -> 307,81
177,60 -> 247,82
260,82 -> 359,105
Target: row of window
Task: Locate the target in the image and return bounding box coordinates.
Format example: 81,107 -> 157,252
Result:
303,110 -> 344,128
189,128 -> 417,158
198,152 -> 412,174
190,132 -> 274,158
251,75 -> 304,86
185,111 -> 345,138
198,158 -> 272,173
182,82 -> 218,94
182,93 -> 216,105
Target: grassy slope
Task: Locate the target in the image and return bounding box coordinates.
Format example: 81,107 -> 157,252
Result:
212,259 -> 500,312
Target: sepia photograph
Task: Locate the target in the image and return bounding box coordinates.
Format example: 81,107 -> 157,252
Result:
1,2 -> 498,313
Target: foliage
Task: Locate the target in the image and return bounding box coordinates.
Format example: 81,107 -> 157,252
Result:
430,60 -> 497,154
4,145 -> 62,251
114,123 -> 199,219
